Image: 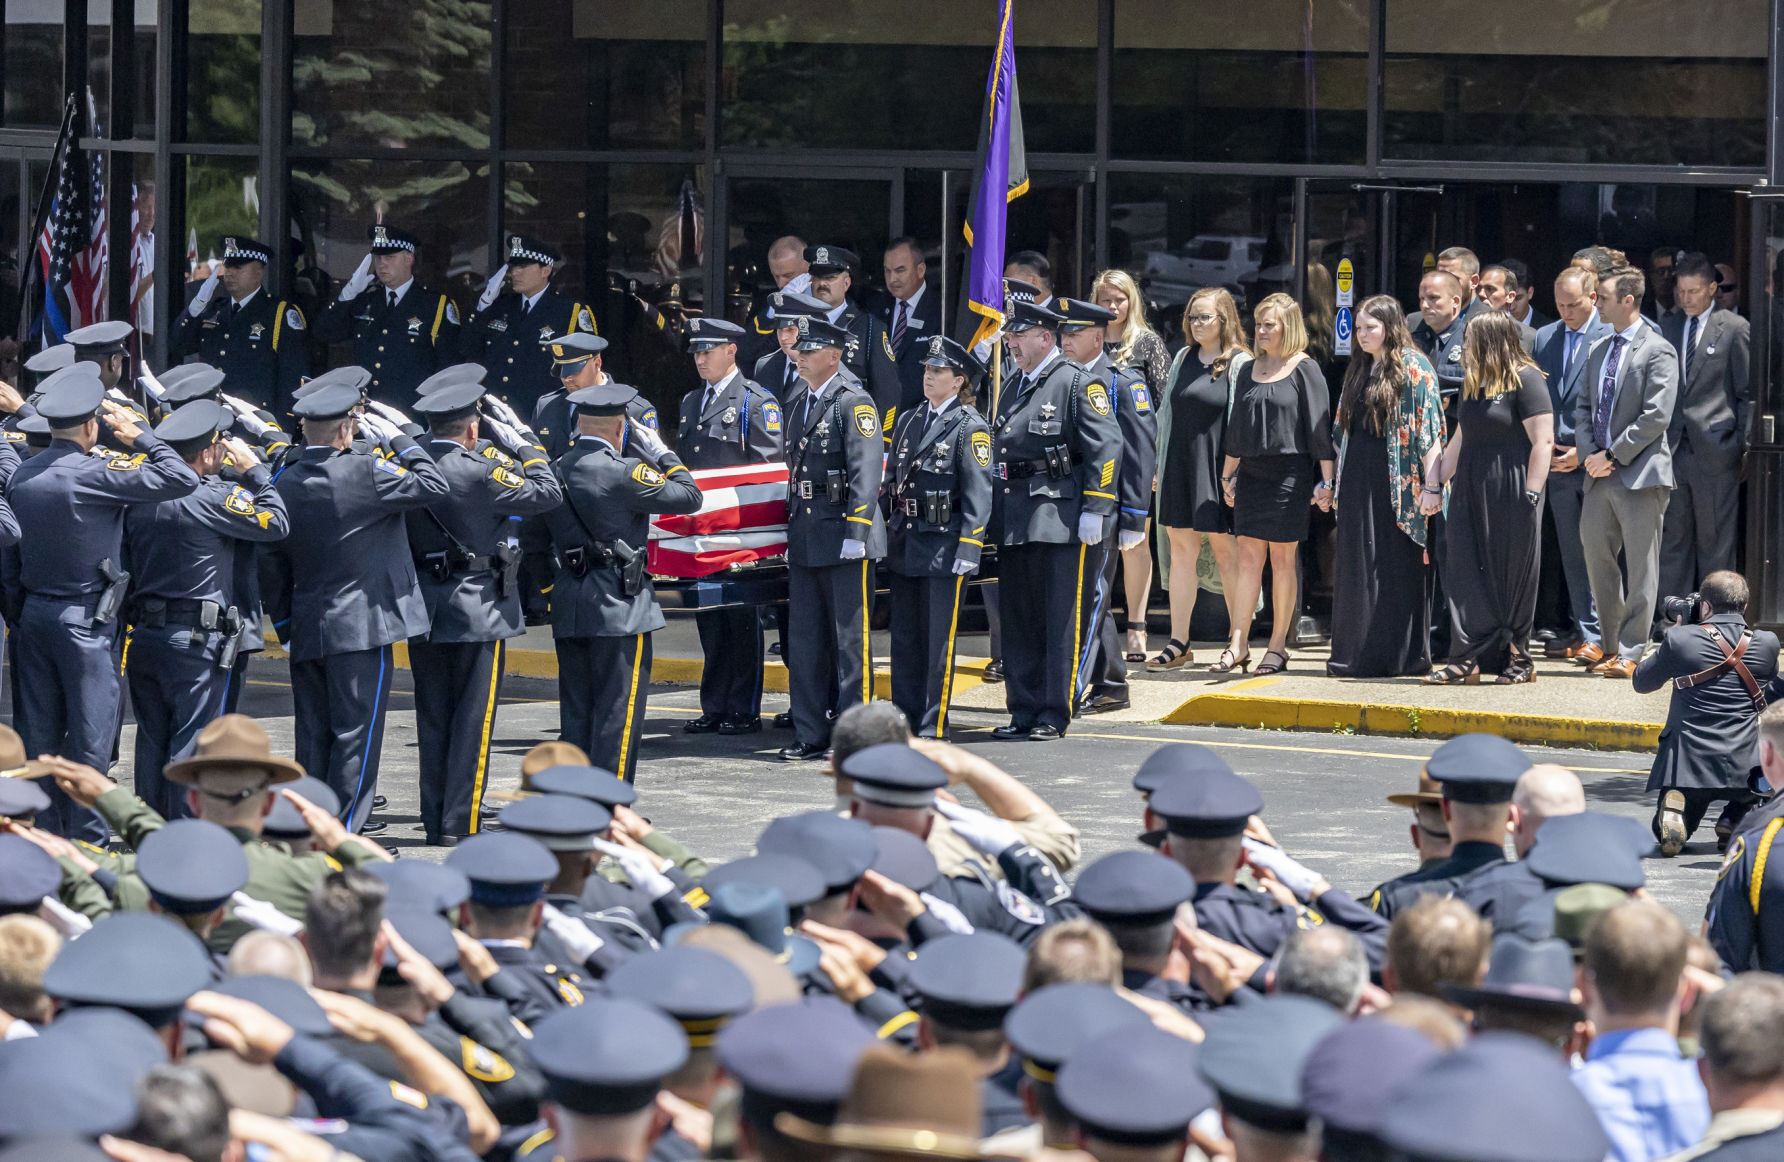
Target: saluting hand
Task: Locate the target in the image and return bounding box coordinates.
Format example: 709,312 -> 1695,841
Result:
37,755 -> 114,809
99,399 -> 145,447
185,991 -> 296,1064
219,435 -> 261,471
0,377 -> 24,416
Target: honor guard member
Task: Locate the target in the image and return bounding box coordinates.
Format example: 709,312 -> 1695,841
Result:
531,333 -> 661,462
123,400 -> 289,820
520,998 -> 690,1162
446,832 -> 591,1023
406,382 -> 563,845
315,224 -> 461,404
881,336 -> 992,739
264,376 -> 448,833
1069,851 -> 1209,1012
755,289 -> 831,406
170,236 -> 310,416
3,368 -> 199,840
778,316 -> 886,762
1706,791 -> 1784,973
1367,733 -> 1532,921
463,234 -> 597,418
154,364 -> 292,463
989,295 -> 1122,741
678,317 -> 783,736
544,382 -> 702,782
804,245 -> 902,427
1055,297 -> 1154,715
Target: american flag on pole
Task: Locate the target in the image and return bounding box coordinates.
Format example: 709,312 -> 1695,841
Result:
37,96 -> 109,343
648,462 -> 790,577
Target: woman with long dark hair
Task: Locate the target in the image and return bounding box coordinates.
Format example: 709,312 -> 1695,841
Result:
1327,295 -> 1445,677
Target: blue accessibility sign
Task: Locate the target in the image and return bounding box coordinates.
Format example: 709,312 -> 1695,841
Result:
1335,306 -> 1353,356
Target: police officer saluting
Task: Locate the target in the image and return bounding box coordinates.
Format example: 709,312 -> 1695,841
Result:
989,293 -> 1122,741
3,367 -> 199,840
779,316 -> 886,762
124,400 -> 289,821
545,381 -> 701,783
170,236 -> 309,416
463,235 -> 597,419
315,224 -> 461,405
882,336 -> 992,739
406,381 -> 563,845
678,317 -> 783,736
805,245 -> 901,427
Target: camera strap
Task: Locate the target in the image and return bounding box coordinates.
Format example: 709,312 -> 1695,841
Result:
1673,625 -> 1766,713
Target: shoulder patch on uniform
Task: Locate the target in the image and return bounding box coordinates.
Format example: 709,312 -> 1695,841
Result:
577,306 -> 595,333
2,430 -> 21,443
107,452 -> 146,472
1086,383 -> 1112,416
1294,904 -> 1326,930
881,329 -> 895,360
374,457 -> 408,478
223,487 -> 257,516
491,465 -> 525,489
632,463 -> 665,486
763,400 -> 782,433
285,307 -> 306,331
853,403 -> 878,438
1132,386 -> 1152,412
388,1081 -> 429,1109
460,1035 -> 517,1083
557,977 -> 585,1006
970,430 -> 991,466
445,301 -> 460,325
995,881 -> 1046,926
640,408 -> 659,431
1718,834 -> 1746,880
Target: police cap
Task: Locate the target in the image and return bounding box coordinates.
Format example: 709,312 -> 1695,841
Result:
757,812 -> 876,894
803,245 -> 858,277
686,317 -> 746,351
1423,733 -> 1531,804
1440,934 -> 1583,1020
153,399 -> 226,454
1057,1025 -> 1214,1146
567,382 -> 638,417
23,343 -> 76,375
768,290 -> 830,325
527,763 -> 638,808
1144,768 -> 1264,840
791,315 -> 850,352
294,364 -> 373,402
290,383 -> 362,422
0,1036 -> 139,1140
507,234 -> 562,267
381,907 -> 459,975
45,1007 -> 170,1081
1071,850 -> 1195,925
1055,298 -> 1118,333
1378,1033 -> 1610,1162
1003,277 -> 1043,305
908,932 -> 1025,1031
221,236 -> 272,265
368,223 -> 418,254
43,913 -> 214,1023
136,818 -> 250,915
0,833 -> 59,913
66,319 -> 134,359
158,364 -> 228,405
410,380 -> 486,425
1197,995 -> 1343,1132
1133,742 -> 1237,795
14,411 -> 50,441
840,743 -> 948,809
1550,883 -> 1630,953
678,882 -> 820,976
1299,1017 -> 1442,1151
920,335 -> 985,381
1004,297 -> 1068,333
499,793 -> 613,852
263,775 -> 341,840
1004,983 -> 1148,1081
415,363 -> 488,396
532,997 -> 689,1115
704,853 -> 826,910
0,773 -> 50,820
32,366 -> 107,425
605,946 -> 756,1046
544,331 -> 609,366
868,825 -> 939,892
366,858 -> 472,915
0,722 -> 54,783
716,995 -> 876,1127
445,832 -> 558,907
1523,811 -> 1647,890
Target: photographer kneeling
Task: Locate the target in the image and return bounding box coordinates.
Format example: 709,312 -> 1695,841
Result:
1635,570 -> 1780,857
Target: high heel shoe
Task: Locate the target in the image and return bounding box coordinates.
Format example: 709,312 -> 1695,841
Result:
1424,662 -> 1480,685
1207,648 -> 1250,674
1255,649 -> 1290,675
1126,628 -> 1150,663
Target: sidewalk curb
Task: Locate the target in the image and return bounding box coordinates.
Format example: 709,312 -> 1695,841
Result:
1160,689 -> 1662,752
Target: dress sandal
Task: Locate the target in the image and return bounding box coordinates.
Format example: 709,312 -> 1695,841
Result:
1207,648 -> 1250,674
1149,639 -> 1192,670
1254,650 -> 1290,676
1424,662 -> 1480,685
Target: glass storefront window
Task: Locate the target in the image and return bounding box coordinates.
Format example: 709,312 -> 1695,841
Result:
4,0 -> 63,128
1112,0 -> 1367,165
505,0 -> 703,151
721,0 -> 1095,153
186,0 -> 260,143
1383,0 -> 1767,167
185,155 -> 259,288
87,2 -> 157,139
292,0 -> 492,150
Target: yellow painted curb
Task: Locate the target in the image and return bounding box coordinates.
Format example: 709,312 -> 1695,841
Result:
1161,691 -> 1663,752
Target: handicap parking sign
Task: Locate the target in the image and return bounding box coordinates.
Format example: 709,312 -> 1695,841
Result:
1335,306 -> 1353,356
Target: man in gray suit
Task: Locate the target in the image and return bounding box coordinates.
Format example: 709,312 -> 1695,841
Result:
1574,265 -> 1679,680
1658,253 -> 1751,602
1534,267 -> 1614,665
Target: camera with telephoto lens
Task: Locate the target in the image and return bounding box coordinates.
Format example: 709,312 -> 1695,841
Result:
1662,592 -> 1703,625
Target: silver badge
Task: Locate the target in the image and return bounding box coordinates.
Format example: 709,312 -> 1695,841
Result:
1040,402 -> 1057,418
929,336 -> 944,357
722,407 -> 738,424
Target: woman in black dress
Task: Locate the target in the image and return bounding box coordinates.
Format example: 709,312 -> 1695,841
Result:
1327,295 -> 1446,677
1219,293 -> 1335,675
1422,311 -> 1555,684
1150,287 -> 1251,670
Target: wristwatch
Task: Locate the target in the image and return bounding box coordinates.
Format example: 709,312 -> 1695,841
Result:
1524,488 -> 1541,507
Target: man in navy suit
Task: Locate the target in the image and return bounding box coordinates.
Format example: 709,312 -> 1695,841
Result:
1534,266 -> 1614,665
872,238 -> 943,419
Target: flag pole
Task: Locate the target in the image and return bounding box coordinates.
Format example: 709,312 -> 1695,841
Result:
992,333 -> 1002,422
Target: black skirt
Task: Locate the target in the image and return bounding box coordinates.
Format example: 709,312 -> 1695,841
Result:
1233,453 -> 1316,543
1327,431 -> 1431,677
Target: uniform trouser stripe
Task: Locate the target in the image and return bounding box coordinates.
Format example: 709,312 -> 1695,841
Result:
466,640 -> 504,834
860,560 -> 872,702
1069,544 -> 1087,710
616,634 -> 644,778
936,573 -> 966,737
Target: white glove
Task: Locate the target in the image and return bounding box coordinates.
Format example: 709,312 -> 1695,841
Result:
340,253 -> 375,301
480,392 -> 525,429
36,896 -> 92,938
1242,838 -> 1324,902
951,558 -> 977,576
1078,513 -> 1107,545
355,412 -> 398,448
627,421 -> 671,465
363,399 -> 413,430
917,892 -> 975,934
483,416 -> 524,453
187,270 -> 220,317
592,838 -> 676,902
1117,529 -> 1145,551
218,392 -> 272,437
477,264 -> 509,312
933,798 -> 1022,857
840,538 -> 867,559
540,902 -> 607,964
784,272 -> 812,296
137,370 -> 166,406
229,891 -> 304,937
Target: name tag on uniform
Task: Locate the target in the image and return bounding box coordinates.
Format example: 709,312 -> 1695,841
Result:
488,319 -> 508,333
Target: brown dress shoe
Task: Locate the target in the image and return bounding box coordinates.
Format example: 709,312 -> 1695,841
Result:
1596,658 -> 1638,679
1572,642 -> 1605,666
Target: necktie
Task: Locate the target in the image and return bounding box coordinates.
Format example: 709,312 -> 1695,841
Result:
785,362 -> 799,394
893,300 -> 909,353
387,289 -> 397,311
1594,335 -> 1628,449
1563,330 -> 1579,380
1684,315 -> 1698,378
914,406 -> 933,448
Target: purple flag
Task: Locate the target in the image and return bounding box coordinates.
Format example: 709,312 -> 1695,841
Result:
958,0 -> 1027,350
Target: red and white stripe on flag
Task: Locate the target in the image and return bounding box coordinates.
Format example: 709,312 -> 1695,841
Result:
649,462 -> 790,578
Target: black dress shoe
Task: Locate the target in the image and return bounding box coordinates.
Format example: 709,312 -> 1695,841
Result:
1027,724 -> 1063,741
992,723 -> 1032,740
372,796 -> 388,809
719,715 -> 763,735
778,741 -> 830,761
360,819 -> 389,835
1077,694 -> 1131,715
683,713 -> 724,734
773,711 -> 794,729
982,659 -> 1005,682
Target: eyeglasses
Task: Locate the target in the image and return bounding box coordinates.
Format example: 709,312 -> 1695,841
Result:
1188,313 -> 1217,325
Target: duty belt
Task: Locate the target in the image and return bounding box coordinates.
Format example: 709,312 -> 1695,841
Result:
129,597 -> 231,632
416,549 -> 497,577
992,451 -> 1077,480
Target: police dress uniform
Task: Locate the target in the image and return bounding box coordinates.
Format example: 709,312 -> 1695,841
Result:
2,370 -> 201,841
123,401 -> 290,820
779,317 -> 886,758
462,235 -> 597,419
545,384 -> 702,782
753,290 -> 829,408
263,380 -> 449,832
905,931 -> 1030,1136
447,833 -> 594,1024
407,383 -> 564,842
881,338 -> 992,739
169,237 -> 310,416
805,246 -> 902,426
676,319 -> 785,732
989,307 -> 1122,739
1706,796 -> 1784,972
314,226 -> 461,404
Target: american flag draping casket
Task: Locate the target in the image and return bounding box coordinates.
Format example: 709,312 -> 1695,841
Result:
648,462 -> 790,578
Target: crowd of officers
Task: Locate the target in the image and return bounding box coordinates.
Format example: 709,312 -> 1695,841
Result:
0,224 -> 1163,847
2,697 -> 1784,1162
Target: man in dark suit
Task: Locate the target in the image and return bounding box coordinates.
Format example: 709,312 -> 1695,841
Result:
1501,259 -> 1553,331
736,235 -> 808,373
804,244 -> 901,428
1659,253 -> 1751,603
872,237 -> 942,419
1634,571 -> 1779,855
1534,267 -> 1614,665
1574,265 -> 1680,680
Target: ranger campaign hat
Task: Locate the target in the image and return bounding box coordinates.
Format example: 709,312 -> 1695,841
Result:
803,245 -> 858,277
1299,1017 -> 1443,1147
1071,850 -> 1194,926
367,223 -> 418,254
154,399 -> 226,454
366,858 -> 472,916
1144,766 -> 1265,841
446,831 -> 558,907
499,793 -> 613,852
1004,297 -> 1068,333
704,853 -> 827,911
136,819 -> 250,915
776,1047 -> 989,1161
221,236 -> 272,265
920,335 -> 985,380
768,290 -> 829,325
1058,1026 -> 1215,1146
1054,298 -> 1118,333
1423,733 -> 1531,804
791,315 -> 850,352
533,997 -> 689,1115
868,825 -> 940,893
410,380 -> 485,425
23,343 -> 76,376
32,366 -> 107,425
567,382 -> 638,417
1005,983 -> 1149,1085
908,932 -> 1025,1032
0,833 -> 60,913
758,812 -> 876,894
526,763 -> 638,808
507,234 -> 562,267
1524,811 -> 1648,891
716,996 -> 876,1130
44,913 -> 214,1023
0,722 -> 55,782
1441,934 -> 1584,1020
1387,767 -> 1445,808
415,362 -> 488,396
606,946 -> 756,1047
686,317 -> 746,351
66,320 -> 134,359
163,714 -> 305,787
840,743 -> 948,808
157,363 -> 228,405
263,775 -> 340,840
1133,742 -> 1237,796
1198,995 -> 1344,1132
